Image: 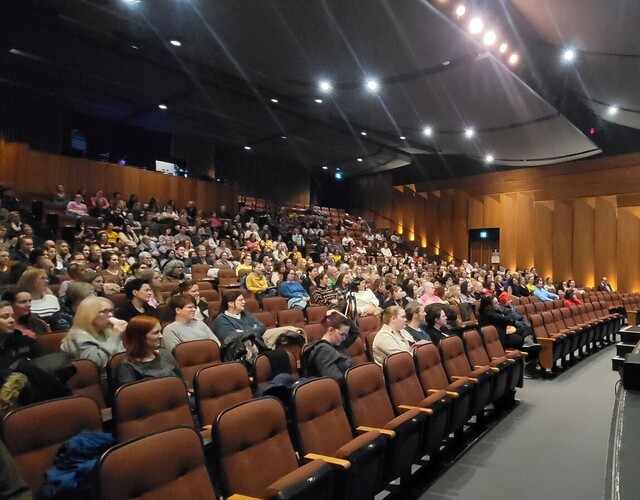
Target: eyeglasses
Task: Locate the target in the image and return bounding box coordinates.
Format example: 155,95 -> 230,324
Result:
98,308 -> 114,315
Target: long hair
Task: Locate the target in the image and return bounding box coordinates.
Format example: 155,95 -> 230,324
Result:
69,296 -> 113,339
16,268 -> 50,296
124,315 -> 160,359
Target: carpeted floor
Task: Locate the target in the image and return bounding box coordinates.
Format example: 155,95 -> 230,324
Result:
415,344 -> 619,500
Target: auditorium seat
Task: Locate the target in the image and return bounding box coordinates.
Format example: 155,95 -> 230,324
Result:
303,322 -> 325,343
34,331 -> 67,353
306,305 -> 329,324
2,396 -> 103,492
253,350 -> 298,390
277,308 -> 306,328
463,330 -> 509,404
109,293 -> 128,309
194,362 -> 253,428
530,313 -> 566,373
344,363 -> 425,486
560,308 -> 589,356
243,297 -> 260,313
199,289 -> 219,303
346,337 -> 369,366
67,359 -> 111,422
191,264 -> 210,282
357,315 -> 380,342
253,310 -> 277,328
96,426 -> 217,500
383,352 -> 451,458
541,311 -> 572,363
291,377 -> 387,500
214,397 -> 334,499
173,339 -> 221,390
480,326 -> 524,391
206,301 -> 221,319
262,296 -> 288,315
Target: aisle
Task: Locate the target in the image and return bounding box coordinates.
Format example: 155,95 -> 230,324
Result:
418,344 -> 618,500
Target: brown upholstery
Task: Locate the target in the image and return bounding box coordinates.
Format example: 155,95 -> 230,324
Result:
306,305 -> 329,324
34,331 -> 67,353
277,308 -> 306,328
244,298 -> 260,313
106,351 -> 128,403
344,363 -> 425,483
191,264 -> 211,282
262,296 -> 288,314
463,330 -> 508,403
173,339 -> 221,390
109,293 -> 128,309
199,289 -> 219,302
157,304 -> 174,323
357,315 -> 380,341
253,310 -> 277,328
214,397 -> 333,499
67,359 -> 107,413
207,301 -> 221,319
217,268 -> 239,288
159,281 -> 179,292
291,378 -> 386,500
413,344 -> 473,432
480,326 -> 524,390
97,426 -> 216,500
194,362 -> 253,427
114,376 -> 198,442
346,337 -> 369,366
382,352 -> 450,456
303,323 -> 325,343
2,396 -> 103,492
253,350 -> 298,387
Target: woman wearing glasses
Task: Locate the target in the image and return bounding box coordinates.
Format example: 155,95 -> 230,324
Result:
61,296 -> 126,382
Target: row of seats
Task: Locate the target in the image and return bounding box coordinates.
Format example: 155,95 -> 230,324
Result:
2,325 -> 523,498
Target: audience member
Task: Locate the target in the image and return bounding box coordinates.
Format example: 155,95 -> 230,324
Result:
162,295 -> 220,353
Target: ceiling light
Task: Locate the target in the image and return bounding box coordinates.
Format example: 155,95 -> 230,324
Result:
169,40 -> 182,47
483,31 -> 497,46
244,146 -> 251,150
563,49 -> 575,61
366,79 -> 379,92
336,168 -> 341,171
271,98 -> 278,103
361,131 -> 367,136
469,17 -> 483,34
319,80 -> 333,93
314,98 -> 323,104
335,172 -> 343,180
122,0 -> 140,4
357,158 -> 363,162
464,128 -> 475,138
400,135 -> 406,140
455,4 -> 466,17
158,104 -> 167,110
281,135 -> 287,139
485,154 -> 494,164
322,165 -> 328,170
422,126 -> 433,137
499,43 -> 508,53
508,53 -> 519,65
608,106 -> 619,115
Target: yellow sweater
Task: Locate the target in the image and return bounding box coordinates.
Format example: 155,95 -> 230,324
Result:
245,272 -> 268,293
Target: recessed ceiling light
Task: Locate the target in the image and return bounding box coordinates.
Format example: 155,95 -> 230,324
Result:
244,146 -> 251,150
361,131 -> 367,136
281,135 -> 287,139
422,126 -> 433,137
366,79 -> 379,92
336,168 -> 341,171
563,49 -> 575,61
122,0 -> 140,4
315,98 -> 323,104
508,53 -> 519,65
464,128 -> 475,138
319,80 -> 332,93
499,43 -> 508,54
322,165 -> 328,170
170,40 -> 182,47
158,104 -> 167,110
608,106 -> 619,115
483,31 -> 496,46
442,60 -> 450,66
400,135 -> 406,140
455,4 -> 466,17
469,17 -> 483,34
485,154 -> 494,163
130,45 -> 139,50
357,158 -> 363,162
271,98 -> 278,103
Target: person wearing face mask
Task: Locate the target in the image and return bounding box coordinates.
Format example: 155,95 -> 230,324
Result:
372,306 -> 416,366
304,310 -> 353,383
115,316 -> 182,389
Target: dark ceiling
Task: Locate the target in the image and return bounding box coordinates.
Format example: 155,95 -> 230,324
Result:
1,0 -> 639,181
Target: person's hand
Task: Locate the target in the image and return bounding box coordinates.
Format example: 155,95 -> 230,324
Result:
330,299 -> 338,305
109,318 -> 127,336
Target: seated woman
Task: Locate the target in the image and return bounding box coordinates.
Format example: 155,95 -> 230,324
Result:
311,272 -> 340,307
140,269 -> 164,307
279,268 -> 310,309
372,305 -> 415,366
173,280 -> 209,323
50,282 -> 95,332
115,315 -> 182,389
305,309 -> 352,382
60,296 -> 126,381
16,268 -> 60,321
162,259 -> 186,282
477,296 -> 524,350
115,278 -> 158,322
100,252 -> 125,287
563,288 -> 582,308
354,278 -> 383,317
211,290 -> 266,342
382,285 -> 409,309
0,300 -> 46,369
404,301 -> 431,342
2,288 -> 50,338
423,304 -> 453,345
162,295 -> 220,353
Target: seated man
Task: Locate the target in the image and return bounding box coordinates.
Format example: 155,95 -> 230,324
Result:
532,278 -> 559,302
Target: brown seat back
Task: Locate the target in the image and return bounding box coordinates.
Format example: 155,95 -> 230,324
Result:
541,311 -> 559,334
463,330 -> 491,367
262,296 -> 288,314
303,323 -> 325,342
346,336 -> 369,366
530,313 -> 549,339
383,352 -> 427,408
35,331 -> 67,353
480,326 -> 507,358
344,363 -> 396,428
173,339 -> 221,390
439,336 -> 472,379
67,359 -> 106,409
253,351 -> 298,386
277,308 -> 306,328
2,396 -> 102,492
114,376 -> 192,442
413,343 -> 451,390
194,362 -> 253,427
306,305 -> 328,324
357,315 -> 380,341
253,311 -> 277,328
244,298 -> 260,313
97,426 -> 216,500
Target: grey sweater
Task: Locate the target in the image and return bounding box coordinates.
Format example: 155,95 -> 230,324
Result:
162,320 -> 221,353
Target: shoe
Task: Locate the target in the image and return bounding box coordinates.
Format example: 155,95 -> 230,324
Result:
524,363 -> 540,379
522,336 -> 541,349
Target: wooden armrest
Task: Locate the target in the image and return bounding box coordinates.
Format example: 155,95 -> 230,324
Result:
398,404 -> 433,415
495,357 -> 516,363
475,365 -> 499,373
248,376 -> 254,383
228,495 -> 262,500
428,388 -> 459,398
305,453 -> 351,469
201,425 -> 212,431
506,349 -> 527,357
356,425 -> 396,438
452,376 -> 478,382
538,337 -> 555,343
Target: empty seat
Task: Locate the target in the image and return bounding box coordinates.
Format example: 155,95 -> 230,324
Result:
262,296 -> 288,314
303,323 -> 325,343
2,396 -> 103,492
463,330 -> 509,404
346,337 -> 369,366
530,313 -> 566,373
96,426 -> 216,500
344,363 -> 425,485
172,339 -> 221,390
253,350 -> 298,389
383,352 -> 451,458
67,358 -> 111,421
214,397 -> 334,499
307,305 -> 329,324
34,331 -> 67,353
253,310 -> 277,328
291,378 -> 387,500
277,308 -> 306,328
356,316 -> 379,342
243,297 -> 260,313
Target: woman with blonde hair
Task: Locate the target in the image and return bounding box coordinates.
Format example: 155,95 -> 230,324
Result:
61,296 -> 126,381
16,268 -> 60,320
140,268 -> 164,307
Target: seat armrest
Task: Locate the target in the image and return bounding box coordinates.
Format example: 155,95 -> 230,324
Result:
304,453 -> 351,469
229,495 -> 262,500
428,388 -> 459,398
356,425 -> 396,438
398,404 -> 433,415
452,375 -> 478,382
475,365 -> 499,373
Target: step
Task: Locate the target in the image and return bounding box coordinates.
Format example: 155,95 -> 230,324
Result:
612,356 -> 625,372
617,343 -> 637,357
619,331 -> 640,344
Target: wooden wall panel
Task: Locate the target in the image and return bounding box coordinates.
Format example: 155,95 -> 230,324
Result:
516,192 -> 535,270
572,198 -> 595,287
617,209 -> 640,292
594,196 -> 618,289
452,191 -> 469,260
552,201 -> 573,282
483,195 -> 502,228
500,193 -> 518,271
425,194 -> 440,254
467,197 -> 483,229
439,191 -> 454,258
533,202 -> 554,280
